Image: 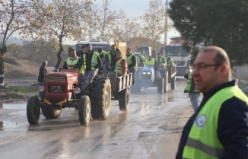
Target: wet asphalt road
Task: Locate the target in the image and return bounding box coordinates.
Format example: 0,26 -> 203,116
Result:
0,79 -> 193,159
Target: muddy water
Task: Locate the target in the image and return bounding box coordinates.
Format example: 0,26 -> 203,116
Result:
1,103 -> 26,109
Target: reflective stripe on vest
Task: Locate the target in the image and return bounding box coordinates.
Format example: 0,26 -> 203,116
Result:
127,54 -> 137,70
83,52 -> 98,70
185,72 -> 199,92
66,57 -> 84,74
183,86 -> 248,159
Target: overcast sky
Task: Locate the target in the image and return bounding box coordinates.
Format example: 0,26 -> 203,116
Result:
94,0 -> 180,42
95,0 -> 151,18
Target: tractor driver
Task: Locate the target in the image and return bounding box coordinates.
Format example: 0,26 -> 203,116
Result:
63,49 -> 84,74
145,55 -> 155,66
80,43 -> 102,95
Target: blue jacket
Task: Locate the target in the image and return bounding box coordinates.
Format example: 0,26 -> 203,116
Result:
176,80 -> 248,159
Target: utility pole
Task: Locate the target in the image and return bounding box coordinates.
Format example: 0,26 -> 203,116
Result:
164,0 -> 169,45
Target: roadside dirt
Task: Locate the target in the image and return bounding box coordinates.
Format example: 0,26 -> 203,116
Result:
1,53 -> 40,103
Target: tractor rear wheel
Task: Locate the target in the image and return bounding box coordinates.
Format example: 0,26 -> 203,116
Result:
119,88 -> 130,111
171,76 -> 176,90
157,78 -> 164,94
27,95 -> 40,125
90,76 -> 111,119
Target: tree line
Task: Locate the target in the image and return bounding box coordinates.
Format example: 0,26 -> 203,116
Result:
0,0 -> 167,85
168,0 -> 248,66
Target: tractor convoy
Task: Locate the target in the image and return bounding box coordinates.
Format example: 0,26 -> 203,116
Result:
26,40 -> 178,126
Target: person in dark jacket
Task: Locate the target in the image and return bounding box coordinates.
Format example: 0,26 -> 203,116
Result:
76,45 -> 86,57
105,45 -> 120,71
126,48 -> 137,74
184,58 -> 201,111
38,60 -> 48,86
176,46 -> 248,159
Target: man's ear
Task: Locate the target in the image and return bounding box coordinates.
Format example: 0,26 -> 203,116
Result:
219,64 -> 228,76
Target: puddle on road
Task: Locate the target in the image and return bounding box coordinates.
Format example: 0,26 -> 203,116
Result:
0,120 -> 27,130
0,103 -> 26,110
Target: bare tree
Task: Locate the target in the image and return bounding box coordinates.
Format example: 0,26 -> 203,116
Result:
140,0 -> 169,48
112,18 -> 142,47
90,0 -> 126,41
0,0 -> 34,85
31,0 -> 92,71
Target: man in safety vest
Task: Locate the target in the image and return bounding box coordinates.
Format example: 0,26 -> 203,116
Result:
140,50 -> 146,66
126,48 -> 137,74
155,52 -> 167,70
80,44 -> 102,95
114,51 -> 127,76
63,49 -> 84,74
145,55 -> 155,66
184,58 -> 201,111
98,48 -> 108,75
165,54 -> 175,67
106,45 -> 121,71
176,46 -> 248,159
126,48 -> 137,84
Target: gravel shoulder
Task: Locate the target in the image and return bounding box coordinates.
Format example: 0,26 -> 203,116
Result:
1,76 -> 39,103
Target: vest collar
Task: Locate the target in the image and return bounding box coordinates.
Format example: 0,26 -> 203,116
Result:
203,80 -> 237,97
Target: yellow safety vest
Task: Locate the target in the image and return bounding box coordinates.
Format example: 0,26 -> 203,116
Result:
126,54 -> 137,70
167,56 -> 175,66
145,58 -> 155,66
183,85 -> 248,159
156,56 -> 167,67
83,52 -> 99,71
185,72 -> 199,92
66,57 -> 84,74
114,58 -> 126,74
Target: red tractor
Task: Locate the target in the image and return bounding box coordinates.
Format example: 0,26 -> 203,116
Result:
26,69 -> 133,126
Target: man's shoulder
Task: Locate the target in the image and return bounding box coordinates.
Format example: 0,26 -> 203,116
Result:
222,96 -> 248,110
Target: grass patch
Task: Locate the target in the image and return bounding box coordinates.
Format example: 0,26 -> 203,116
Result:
6,86 -> 37,94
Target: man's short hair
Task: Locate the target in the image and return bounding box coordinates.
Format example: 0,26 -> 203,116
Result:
85,43 -> 91,47
69,48 -> 74,52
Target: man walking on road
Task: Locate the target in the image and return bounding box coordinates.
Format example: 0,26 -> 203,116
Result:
38,60 -> 48,86
176,46 -> 248,159
184,58 -> 201,111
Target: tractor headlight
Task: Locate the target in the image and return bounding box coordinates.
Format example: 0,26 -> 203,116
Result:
74,87 -> 81,94
142,72 -> 147,75
147,72 -> 151,75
